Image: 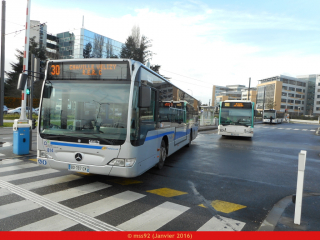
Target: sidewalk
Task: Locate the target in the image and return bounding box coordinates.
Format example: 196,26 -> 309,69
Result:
259,193 -> 320,231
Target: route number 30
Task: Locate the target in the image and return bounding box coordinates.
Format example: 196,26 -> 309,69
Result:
51,65 -> 61,75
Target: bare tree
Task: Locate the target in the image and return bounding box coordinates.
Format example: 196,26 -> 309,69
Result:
93,34 -> 105,58
106,39 -> 113,58
265,99 -> 277,110
131,25 -> 140,48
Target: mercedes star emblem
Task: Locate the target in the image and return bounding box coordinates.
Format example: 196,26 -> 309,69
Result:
75,153 -> 83,161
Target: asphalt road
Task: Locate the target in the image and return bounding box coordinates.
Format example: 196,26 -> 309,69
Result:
0,122 -> 319,231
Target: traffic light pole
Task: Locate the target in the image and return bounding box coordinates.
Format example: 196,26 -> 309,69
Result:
28,54 -> 35,150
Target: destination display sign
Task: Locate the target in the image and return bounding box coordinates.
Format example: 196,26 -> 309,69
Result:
222,102 -> 252,108
47,61 -> 129,80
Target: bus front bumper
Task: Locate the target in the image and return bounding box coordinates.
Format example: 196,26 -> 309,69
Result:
37,158 -> 141,178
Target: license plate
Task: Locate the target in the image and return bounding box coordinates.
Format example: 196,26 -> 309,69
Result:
231,133 -> 239,136
68,164 -> 89,173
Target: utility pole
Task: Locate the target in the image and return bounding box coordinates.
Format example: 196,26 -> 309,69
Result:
248,77 -> 251,101
0,0 -> 5,126
19,0 -> 31,121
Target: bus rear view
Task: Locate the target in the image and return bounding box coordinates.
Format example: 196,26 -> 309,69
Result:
218,101 -> 254,137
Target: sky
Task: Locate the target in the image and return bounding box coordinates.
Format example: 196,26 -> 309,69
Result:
2,0 -> 320,103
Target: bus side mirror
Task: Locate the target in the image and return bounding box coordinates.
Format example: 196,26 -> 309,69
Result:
43,85 -> 53,99
139,86 -> 151,108
17,73 -> 28,90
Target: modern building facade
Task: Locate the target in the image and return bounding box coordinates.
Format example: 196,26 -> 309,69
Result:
212,85 -> 246,107
241,87 -> 257,107
56,28 -> 123,59
30,20 -> 58,54
256,75 -> 309,115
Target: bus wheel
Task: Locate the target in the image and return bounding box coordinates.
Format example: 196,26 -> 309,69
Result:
186,131 -> 192,147
157,140 -> 167,169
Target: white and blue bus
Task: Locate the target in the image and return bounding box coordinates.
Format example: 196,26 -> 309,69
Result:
36,59 -> 199,177
218,100 -> 255,137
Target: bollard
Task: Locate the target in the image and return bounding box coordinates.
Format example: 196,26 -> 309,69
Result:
294,150 -> 307,225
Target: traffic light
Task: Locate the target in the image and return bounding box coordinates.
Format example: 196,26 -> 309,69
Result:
26,87 -> 30,95
32,118 -> 36,129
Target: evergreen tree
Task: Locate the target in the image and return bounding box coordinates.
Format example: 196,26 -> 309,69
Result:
120,36 -> 138,60
5,37 -> 47,98
83,42 -> 93,58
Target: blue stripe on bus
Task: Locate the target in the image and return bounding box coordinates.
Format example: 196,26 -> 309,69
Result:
50,142 -> 104,149
145,131 -> 175,141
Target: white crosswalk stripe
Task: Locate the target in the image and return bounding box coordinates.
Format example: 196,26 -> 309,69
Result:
0,182 -> 111,220
0,163 -> 39,173
0,159 -> 24,165
0,174 -> 82,197
0,168 -> 59,182
197,215 -> 245,231
0,160 -> 247,232
117,202 -> 189,231
13,191 -> 145,231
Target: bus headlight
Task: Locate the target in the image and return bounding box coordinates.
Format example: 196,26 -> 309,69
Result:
40,150 -> 47,158
39,150 -> 53,159
108,158 -> 136,167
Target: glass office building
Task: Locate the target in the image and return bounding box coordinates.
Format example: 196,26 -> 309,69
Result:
57,28 -> 123,59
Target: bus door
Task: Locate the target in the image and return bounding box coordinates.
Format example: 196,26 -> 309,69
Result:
174,107 -> 187,145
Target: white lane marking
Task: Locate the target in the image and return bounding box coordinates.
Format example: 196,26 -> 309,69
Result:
197,215 -> 245,231
0,163 -> 38,173
13,191 -> 144,231
0,159 -> 22,165
0,168 -> 59,182
310,130 -> 316,132
285,128 -> 292,130
277,128 -> 283,129
0,182 -> 111,220
117,202 -> 189,231
293,129 -> 299,130
302,129 -> 308,131
0,175 -> 81,197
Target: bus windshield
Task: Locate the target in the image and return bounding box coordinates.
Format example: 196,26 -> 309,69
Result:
263,111 -> 276,119
39,81 -> 131,145
220,108 -> 252,126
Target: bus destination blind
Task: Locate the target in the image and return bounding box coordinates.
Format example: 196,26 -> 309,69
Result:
222,102 -> 251,108
47,62 -> 128,80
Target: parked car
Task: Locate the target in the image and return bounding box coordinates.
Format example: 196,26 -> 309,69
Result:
8,107 -> 36,115
3,105 -> 8,114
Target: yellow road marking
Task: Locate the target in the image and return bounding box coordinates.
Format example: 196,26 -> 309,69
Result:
111,179 -> 143,185
147,188 -> 187,197
77,172 -> 91,175
199,200 -> 246,213
29,159 -> 37,162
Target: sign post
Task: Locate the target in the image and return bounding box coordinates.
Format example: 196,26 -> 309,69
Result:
294,150 -> 307,225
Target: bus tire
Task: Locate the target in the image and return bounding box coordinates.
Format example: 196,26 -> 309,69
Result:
186,131 -> 192,147
157,140 -> 167,170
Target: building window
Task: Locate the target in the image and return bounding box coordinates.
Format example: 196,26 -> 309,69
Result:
281,105 -> 286,109
295,100 -> 301,104
288,93 -> 295,97
302,101 -> 304,104
289,80 -> 296,85
282,86 -> 287,90
288,106 -> 294,109
281,99 -> 286,103
283,79 -> 288,83
288,100 -> 294,103
318,83 -> 320,86
282,92 -> 287,96
296,94 -> 301,98
317,95 -> 320,98
296,88 -> 302,92
317,107 -> 320,111
289,87 -> 295,91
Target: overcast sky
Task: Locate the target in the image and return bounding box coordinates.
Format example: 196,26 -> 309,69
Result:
2,0 -> 320,103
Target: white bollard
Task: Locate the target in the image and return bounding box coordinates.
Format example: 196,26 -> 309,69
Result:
294,150 -> 307,225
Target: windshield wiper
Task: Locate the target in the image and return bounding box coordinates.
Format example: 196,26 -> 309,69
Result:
80,133 -> 115,145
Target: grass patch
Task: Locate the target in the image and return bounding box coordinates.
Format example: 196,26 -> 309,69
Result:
4,114 -> 38,120
0,122 -> 14,127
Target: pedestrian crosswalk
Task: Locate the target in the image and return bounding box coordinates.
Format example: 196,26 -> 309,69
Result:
258,126 -> 316,132
0,159 -> 246,231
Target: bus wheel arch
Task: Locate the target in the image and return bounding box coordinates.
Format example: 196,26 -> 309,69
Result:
157,137 -> 168,170
186,129 -> 192,147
